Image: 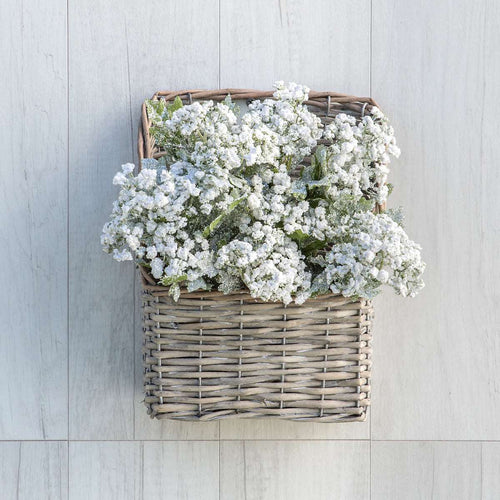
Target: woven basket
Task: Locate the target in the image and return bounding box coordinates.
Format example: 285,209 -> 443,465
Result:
138,88 -> 378,422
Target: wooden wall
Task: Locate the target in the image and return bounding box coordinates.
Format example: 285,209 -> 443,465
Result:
1,0 -> 499,497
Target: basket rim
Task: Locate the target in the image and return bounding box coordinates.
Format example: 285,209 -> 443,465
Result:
138,265 -> 372,305
137,87 -> 380,163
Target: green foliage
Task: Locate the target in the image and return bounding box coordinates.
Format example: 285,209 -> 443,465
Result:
309,145 -> 329,180
386,206 -> 405,226
160,274 -> 188,286
146,96 -> 184,122
202,196 -> 245,238
290,229 -> 326,257
330,194 -> 376,216
169,96 -> 184,114
223,94 -> 240,114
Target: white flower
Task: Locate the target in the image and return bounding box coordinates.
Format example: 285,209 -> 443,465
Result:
122,163 -> 135,175
273,81 -> 310,103
322,108 -> 400,204
247,193 -> 261,210
146,246 -> 157,259
244,147 -> 258,166
113,171 -> 127,185
151,257 -> 164,279
112,248 -> 132,261
378,269 -> 389,283
313,212 -> 425,298
102,82 -> 424,303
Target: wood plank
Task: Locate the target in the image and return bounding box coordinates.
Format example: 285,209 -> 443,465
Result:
220,0 -> 371,94
372,0 -> 500,440
371,441 -> 482,499
69,442 -> 141,499
482,442 -> 500,497
68,0 -> 136,439
220,440 -> 369,500
220,419 -> 369,440
143,441 -> 219,500
219,0 -> 371,440
0,442 -> 68,499
124,0 -> 220,440
0,0 -> 68,439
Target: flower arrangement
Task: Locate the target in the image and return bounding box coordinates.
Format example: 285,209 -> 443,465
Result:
102,82 -> 425,304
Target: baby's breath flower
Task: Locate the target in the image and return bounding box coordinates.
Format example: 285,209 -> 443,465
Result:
102,82 -> 424,303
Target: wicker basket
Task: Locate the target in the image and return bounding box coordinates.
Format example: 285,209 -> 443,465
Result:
138,88 -> 377,422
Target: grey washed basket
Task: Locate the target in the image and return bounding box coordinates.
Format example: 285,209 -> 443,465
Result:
137,88 -> 377,422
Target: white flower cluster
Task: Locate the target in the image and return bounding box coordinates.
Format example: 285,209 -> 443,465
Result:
311,211 -> 425,299
215,231 -> 311,305
243,81 -> 322,166
102,81 -> 424,303
323,107 -> 400,204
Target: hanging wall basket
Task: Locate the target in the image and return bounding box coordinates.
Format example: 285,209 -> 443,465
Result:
137,88 -> 377,422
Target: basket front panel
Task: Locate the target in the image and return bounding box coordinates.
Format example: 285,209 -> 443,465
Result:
142,286 -> 372,422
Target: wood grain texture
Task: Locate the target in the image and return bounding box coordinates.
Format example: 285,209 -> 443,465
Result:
0,0 -> 68,439
481,442 -> 500,497
123,0 -> 221,439
69,442 -> 141,499
371,0 -> 500,440
220,440 -> 369,500
0,442 -> 68,499
68,0 -> 136,439
371,441 -> 482,500
3,0 -> 500,497
220,0 -> 371,94
143,441 -> 219,500
219,0 -> 371,440
220,418 -> 369,440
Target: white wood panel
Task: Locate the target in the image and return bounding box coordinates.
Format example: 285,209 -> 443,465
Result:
69,442 -> 141,499
220,0 -> 371,94
219,0 -> 371,440
371,441 -> 482,500
371,0 -> 500,439
3,0 -> 500,497
143,441 -> 219,500
124,0 -> 221,440
69,0 -> 136,439
220,419 -> 369,439
482,443 -> 500,498
220,440 -> 369,500
0,442 -> 68,499
0,0 -> 68,439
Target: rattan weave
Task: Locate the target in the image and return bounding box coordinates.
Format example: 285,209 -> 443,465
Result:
138,88 -> 376,422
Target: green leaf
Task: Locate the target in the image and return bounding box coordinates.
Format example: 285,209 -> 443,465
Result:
202,196 -> 245,238
222,94 -> 239,114
303,238 -> 327,254
311,145 -> 328,180
306,178 -> 331,188
146,100 -> 164,124
289,230 -> 327,256
160,274 -> 187,286
290,229 -> 309,242
168,96 -> 183,116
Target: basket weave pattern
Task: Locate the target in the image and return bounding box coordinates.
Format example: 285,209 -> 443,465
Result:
141,270 -> 372,422
139,88 -> 377,422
